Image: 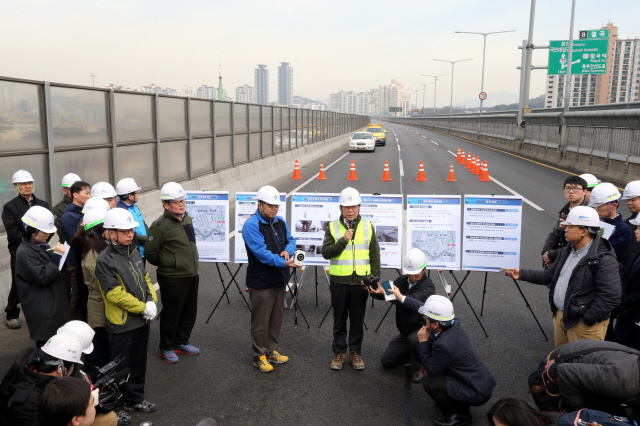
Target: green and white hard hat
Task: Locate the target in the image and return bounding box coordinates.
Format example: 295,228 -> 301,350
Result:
160,182 -> 186,201
588,182 -> 621,207
579,173 -> 600,188
403,248 -> 428,275
82,208 -> 108,231
61,173 -> 81,188
419,295 -> 455,322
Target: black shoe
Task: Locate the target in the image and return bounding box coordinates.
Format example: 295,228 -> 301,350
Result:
124,400 -> 157,413
434,413 -> 472,426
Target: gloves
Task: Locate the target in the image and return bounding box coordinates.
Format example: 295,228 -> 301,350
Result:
143,301 -> 157,320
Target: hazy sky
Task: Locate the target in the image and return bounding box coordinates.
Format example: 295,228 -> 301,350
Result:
2,0 -> 639,107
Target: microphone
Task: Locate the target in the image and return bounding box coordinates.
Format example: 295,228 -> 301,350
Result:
343,217 -> 352,230
114,368 -> 131,385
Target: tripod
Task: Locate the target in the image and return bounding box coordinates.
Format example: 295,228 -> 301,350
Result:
206,263 -> 251,324
286,268 -> 310,328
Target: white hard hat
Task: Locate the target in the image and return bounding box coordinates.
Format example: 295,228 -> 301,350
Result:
81,197 -> 111,214
91,182 -> 117,199
403,248 -> 428,275
83,208 -> 108,231
104,208 -> 139,230
22,206 -> 56,234
57,321 -> 95,354
589,183 -> 621,207
560,206 -> 601,228
116,178 -> 142,196
339,187 -> 361,206
61,173 -> 81,188
418,295 -> 455,322
160,182 -> 186,201
621,181 -> 640,200
41,333 -> 84,365
580,174 -> 600,189
12,170 -> 34,184
256,185 -> 281,206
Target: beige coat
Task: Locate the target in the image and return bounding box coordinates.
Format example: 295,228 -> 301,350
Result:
82,249 -> 106,329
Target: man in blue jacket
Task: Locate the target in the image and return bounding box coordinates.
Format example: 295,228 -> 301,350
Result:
116,178 -> 148,265
243,185 -> 299,373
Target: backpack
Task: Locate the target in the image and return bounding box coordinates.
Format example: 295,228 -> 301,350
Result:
0,347 -> 39,426
558,409 -> 637,426
587,256 -> 627,318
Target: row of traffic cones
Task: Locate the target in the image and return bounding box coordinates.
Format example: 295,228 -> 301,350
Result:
451,147 -> 491,182
292,159 -> 419,181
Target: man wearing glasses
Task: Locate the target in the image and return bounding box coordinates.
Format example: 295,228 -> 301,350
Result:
116,178 -> 149,266
541,176 -> 589,268
146,182 -> 201,364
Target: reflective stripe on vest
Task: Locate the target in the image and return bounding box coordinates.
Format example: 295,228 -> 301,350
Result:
328,219 -> 372,276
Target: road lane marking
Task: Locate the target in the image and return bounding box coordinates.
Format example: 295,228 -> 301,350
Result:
422,135 -> 427,138
398,145 -> 401,152
431,140 -> 439,145
399,159 -> 404,177
447,150 -> 456,156
286,151 -> 350,198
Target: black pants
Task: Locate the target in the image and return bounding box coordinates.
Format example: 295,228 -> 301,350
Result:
158,274 -> 199,351
330,282 -> 368,355
5,255 -> 20,320
423,375 -> 490,416
108,324 -> 150,407
89,327 -> 111,382
380,330 -> 421,370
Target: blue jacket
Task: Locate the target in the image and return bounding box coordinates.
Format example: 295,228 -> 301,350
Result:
60,203 -> 84,265
603,213 -> 631,260
116,200 -> 147,257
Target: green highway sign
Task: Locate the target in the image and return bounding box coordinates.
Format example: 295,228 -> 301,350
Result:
580,29 -> 609,40
548,39 -> 609,75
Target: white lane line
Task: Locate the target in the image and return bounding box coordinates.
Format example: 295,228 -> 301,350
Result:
489,177 -> 545,211
399,159 -> 404,177
396,137 -> 399,142
431,140 -> 439,145
286,151 -> 350,198
398,145 -> 401,152
421,135 -> 427,138
447,150 -> 456,156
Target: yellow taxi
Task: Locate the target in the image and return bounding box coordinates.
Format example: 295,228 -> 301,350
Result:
366,124 -> 387,146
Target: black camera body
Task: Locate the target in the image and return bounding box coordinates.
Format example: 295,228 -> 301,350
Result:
93,356 -> 129,414
363,274 -> 379,290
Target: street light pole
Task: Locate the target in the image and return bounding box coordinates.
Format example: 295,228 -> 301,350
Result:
454,30 -> 515,115
433,59 -> 472,118
413,83 -> 434,116
523,0 -> 537,110
408,89 -> 420,115
563,0 -> 577,114
421,74 -> 449,117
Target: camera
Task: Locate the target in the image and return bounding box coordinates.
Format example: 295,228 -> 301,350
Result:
363,274 -> 379,290
92,355 -> 129,414
293,250 -> 306,266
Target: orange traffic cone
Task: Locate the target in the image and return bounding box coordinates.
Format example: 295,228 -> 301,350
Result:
466,155 -> 474,169
460,150 -> 467,165
318,162 -> 327,180
381,161 -> 392,181
446,163 -> 457,182
291,160 -> 302,179
473,157 -> 481,175
348,161 -> 358,180
479,161 -> 491,181
416,161 -> 427,181
455,148 -> 461,162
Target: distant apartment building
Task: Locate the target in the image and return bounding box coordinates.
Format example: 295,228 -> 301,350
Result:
236,84 -> 257,103
255,65 -> 269,105
328,91 -> 370,115
278,62 -> 294,106
141,84 -> 163,94
372,80 -> 408,117
196,84 -> 229,101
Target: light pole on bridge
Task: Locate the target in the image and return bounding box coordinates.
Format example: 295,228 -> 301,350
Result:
421,73 -> 449,117
413,83 -> 434,116
408,89 -> 420,115
433,58 -> 472,118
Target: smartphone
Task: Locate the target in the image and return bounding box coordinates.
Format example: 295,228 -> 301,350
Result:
499,267 -> 509,274
382,280 -> 396,301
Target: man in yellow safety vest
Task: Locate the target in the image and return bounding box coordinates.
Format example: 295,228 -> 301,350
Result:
322,187 -> 380,371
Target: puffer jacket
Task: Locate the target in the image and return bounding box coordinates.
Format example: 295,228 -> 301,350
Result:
521,235 -> 621,331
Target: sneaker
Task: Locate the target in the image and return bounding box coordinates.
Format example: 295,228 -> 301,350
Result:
349,350 -> 365,370
124,400 -> 157,413
159,349 -> 179,364
6,319 -> 20,329
116,410 -> 132,425
175,344 -> 200,355
267,350 -> 288,364
330,352 -> 346,370
253,354 -> 273,373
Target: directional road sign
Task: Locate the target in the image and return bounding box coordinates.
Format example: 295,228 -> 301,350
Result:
479,92 -> 487,101
548,39 -> 609,75
580,29 -> 609,40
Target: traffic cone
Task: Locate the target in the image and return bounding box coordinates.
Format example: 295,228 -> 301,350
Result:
479,161 -> 491,181
446,164 -> 457,182
473,157 -> 481,175
460,150 -> 467,165
348,161 -> 358,180
381,161 -> 392,181
466,154 -> 473,169
291,160 -> 302,179
455,148 -> 461,162
317,162 -> 327,180
416,161 -> 427,181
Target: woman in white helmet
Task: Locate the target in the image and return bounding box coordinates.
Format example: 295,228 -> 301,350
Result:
15,206 -> 68,347
52,172 -> 81,241
90,181 -> 118,209
115,177 -> 149,265
589,182 -> 631,259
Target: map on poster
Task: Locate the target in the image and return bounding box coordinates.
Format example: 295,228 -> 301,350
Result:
462,195 -> 523,272
290,193 -> 340,266
406,195 -> 461,270
234,192 -> 287,263
185,192 -> 230,262
360,194 -> 403,269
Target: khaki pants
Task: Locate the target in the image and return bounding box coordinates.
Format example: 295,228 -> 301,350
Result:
249,287 -> 286,358
94,411 -> 118,426
553,309 -> 609,348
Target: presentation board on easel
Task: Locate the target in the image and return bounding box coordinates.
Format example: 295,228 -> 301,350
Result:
234,192 -> 287,263
185,191 -> 230,262
462,194 -> 523,271
406,195 -> 461,271
360,194 -> 403,269
290,193 -> 339,266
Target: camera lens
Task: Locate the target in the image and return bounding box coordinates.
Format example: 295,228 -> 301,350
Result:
297,253 -> 304,261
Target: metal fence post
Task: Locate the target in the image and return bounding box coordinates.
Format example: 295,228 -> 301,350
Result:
187,97 -> 193,179
231,102 -> 235,167
212,99 -> 217,174
271,106 -> 275,154
43,82 -> 56,204
109,89 -> 118,183
154,93 -> 161,187
260,105 -> 263,158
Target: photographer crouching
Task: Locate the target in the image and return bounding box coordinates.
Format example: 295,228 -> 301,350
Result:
364,248 -> 435,382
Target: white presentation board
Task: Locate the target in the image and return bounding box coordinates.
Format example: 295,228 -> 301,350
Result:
185,191 -> 230,262
234,192 -> 287,264
406,195 -> 461,271
360,194 -> 403,269
290,193 -> 340,266
462,195 -> 523,272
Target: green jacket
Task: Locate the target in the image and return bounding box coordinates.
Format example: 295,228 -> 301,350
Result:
82,249 -> 106,329
95,243 -> 157,334
146,209 -> 199,278
51,196 -> 71,241
322,214 -> 380,285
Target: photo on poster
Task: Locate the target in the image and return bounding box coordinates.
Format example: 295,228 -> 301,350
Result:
412,231 -> 457,263
290,193 -> 340,266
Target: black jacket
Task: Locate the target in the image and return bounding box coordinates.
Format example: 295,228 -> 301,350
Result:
15,239 -> 70,342
622,213 -> 640,265
370,274 -> 435,335
603,213 -> 631,260
1,194 -> 49,256
614,246 -> 640,349
0,365 -> 55,426
60,203 -> 84,265
521,235 -> 621,331
541,198 -> 588,263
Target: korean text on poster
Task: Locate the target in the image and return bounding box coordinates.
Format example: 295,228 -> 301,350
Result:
360,194 -> 403,269
185,192 -> 230,262
462,195 -> 523,272
290,193 -> 340,266
406,195 -> 461,271
234,192 -> 287,264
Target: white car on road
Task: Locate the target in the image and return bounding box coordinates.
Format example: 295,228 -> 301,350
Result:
349,132 -> 376,152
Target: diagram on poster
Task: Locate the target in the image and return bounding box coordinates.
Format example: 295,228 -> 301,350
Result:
406,195 -> 461,270
234,192 -> 287,263
360,194 -> 403,269
185,192 -> 230,262
462,195 -> 523,272
290,193 -> 340,266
